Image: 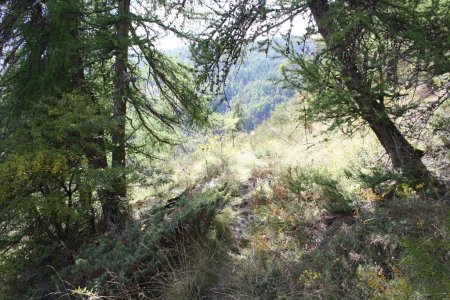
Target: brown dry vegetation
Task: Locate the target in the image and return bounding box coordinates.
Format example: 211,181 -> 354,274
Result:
117,96 -> 449,299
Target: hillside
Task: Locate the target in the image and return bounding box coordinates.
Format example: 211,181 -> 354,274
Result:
170,42 -> 298,131
0,1 -> 448,299
220,47 -> 296,131
130,97 -> 450,299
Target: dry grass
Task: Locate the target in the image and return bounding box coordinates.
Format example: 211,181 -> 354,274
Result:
125,98 -> 449,299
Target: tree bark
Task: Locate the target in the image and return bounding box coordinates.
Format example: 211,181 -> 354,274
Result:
308,0 -> 430,180
368,114 -> 427,176
105,0 -> 131,227
67,2 -> 109,234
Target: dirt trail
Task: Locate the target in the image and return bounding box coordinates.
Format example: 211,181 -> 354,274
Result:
228,184 -> 255,249
206,183 -> 259,299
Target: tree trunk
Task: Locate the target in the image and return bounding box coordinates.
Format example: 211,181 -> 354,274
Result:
308,0 -> 430,180
84,134 -> 108,233
67,2 -> 110,233
367,114 -> 428,178
105,0 -> 130,227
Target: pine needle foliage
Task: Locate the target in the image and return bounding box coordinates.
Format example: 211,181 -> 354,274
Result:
0,0 -> 214,296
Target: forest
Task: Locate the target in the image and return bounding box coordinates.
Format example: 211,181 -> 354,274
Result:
0,0 -> 448,299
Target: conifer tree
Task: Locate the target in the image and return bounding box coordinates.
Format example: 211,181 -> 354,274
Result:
0,1 -> 210,292
193,0 -> 449,180
0,0 -> 102,271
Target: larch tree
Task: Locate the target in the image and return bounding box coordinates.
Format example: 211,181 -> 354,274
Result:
101,0 -> 211,227
104,0 -> 131,229
193,0 -> 449,181
293,0 -> 449,179
0,0 -> 211,284
0,0 -> 103,267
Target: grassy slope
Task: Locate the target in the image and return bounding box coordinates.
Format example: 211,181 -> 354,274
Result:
129,97 -> 449,299
24,95 -> 446,299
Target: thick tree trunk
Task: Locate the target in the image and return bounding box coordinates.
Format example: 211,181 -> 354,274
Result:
367,115 -> 428,178
105,0 -> 130,227
308,0 -> 430,180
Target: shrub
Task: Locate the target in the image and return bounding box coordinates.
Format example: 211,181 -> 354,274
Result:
57,189 -> 229,298
283,167 -> 355,214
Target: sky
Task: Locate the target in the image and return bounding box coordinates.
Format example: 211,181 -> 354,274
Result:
157,9 -> 311,51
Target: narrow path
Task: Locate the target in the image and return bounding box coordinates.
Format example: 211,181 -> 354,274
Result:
228,184 -> 254,250
206,183 -> 258,299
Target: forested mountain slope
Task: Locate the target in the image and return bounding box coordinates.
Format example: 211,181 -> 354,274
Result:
170,41 -> 301,131
220,47 -> 296,131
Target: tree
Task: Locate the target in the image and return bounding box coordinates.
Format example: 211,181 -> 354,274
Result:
222,101 -> 245,146
291,0 -> 448,179
0,0 -> 211,294
101,0 -> 210,226
0,3 -> 106,286
193,0 -> 449,180
103,0 -> 131,228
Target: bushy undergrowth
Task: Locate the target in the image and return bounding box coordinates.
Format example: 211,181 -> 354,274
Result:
2,117 -> 448,300
60,189 -> 229,299
283,167 -> 356,214
0,242 -> 76,299
215,163 -> 449,299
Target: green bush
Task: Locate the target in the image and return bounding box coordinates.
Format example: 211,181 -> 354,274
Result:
284,167 -> 355,214
345,163 -> 435,200
245,163 -> 449,299
400,226 -> 450,296
58,189 -> 229,298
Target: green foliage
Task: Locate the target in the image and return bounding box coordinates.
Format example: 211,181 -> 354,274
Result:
281,54 -> 359,133
284,167 -> 355,214
0,0 -> 214,297
220,46 -> 295,131
59,189 -> 229,298
0,1 -> 109,293
0,107 -> 114,296
345,164 -> 428,199
401,234 -> 450,296
242,167 -> 449,299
